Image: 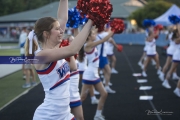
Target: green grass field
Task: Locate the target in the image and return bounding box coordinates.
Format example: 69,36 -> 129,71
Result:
0,70 -> 39,108
0,45 -> 39,109
0,49 -> 20,56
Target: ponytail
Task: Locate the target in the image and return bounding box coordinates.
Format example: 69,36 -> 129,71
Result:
78,46 -> 85,62
24,38 -> 38,56
24,30 -> 39,56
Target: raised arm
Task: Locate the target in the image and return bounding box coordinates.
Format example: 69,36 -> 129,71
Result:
57,0 -> 68,32
87,31 -> 114,49
38,19 -> 93,63
109,37 -> 118,48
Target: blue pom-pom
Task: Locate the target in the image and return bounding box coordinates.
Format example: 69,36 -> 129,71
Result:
143,19 -> 156,27
168,15 -> 180,24
66,7 -> 88,28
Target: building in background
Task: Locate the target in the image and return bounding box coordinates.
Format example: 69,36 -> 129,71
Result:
0,0 -> 145,41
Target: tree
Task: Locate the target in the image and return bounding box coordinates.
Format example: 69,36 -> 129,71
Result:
129,1 -> 172,27
0,0 -> 59,17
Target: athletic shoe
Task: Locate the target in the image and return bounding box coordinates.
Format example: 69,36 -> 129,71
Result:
162,80 -> 171,89
94,90 -> 100,95
151,60 -> 156,66
138,61 -> 143,67
157,68 -> 161,75
23,75 -> 26,80
31,81 -> 38,87
158,73 -> 164,82
105,87 -> 116,94
22,83 -> 31,88
91,99 -> 99,105
94,115 -> 105,120
142,71 -> 147,77
103,79 -> 112,86
173,88 -> 180,97
111,68 -> 118,74
172,74 -> 180,80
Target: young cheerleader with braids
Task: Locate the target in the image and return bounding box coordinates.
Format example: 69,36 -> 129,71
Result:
80,28 -> 114,120
24,0 -> 94,119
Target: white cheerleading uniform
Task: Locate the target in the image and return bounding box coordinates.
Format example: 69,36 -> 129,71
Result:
33,50 -> 75,120
167,39 -> 177,57
106,41 -> 114,56
69,60 -> 81,108
82,47 -> 101,84
173,44 -> 180,63
146,39 -> 156,56
78,55 -> 87,75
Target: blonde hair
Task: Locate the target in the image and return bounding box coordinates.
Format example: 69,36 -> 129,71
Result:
24,38 -> 38,56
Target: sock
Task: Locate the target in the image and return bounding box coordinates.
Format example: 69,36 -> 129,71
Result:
91,96 -> 96,101
95,110 -> 102,116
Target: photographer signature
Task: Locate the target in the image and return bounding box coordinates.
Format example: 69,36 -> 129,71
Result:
145,109 -> 173,115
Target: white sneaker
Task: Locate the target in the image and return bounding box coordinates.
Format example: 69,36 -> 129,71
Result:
91,99 -> 99,104
22,83 -> 31,88
141,65 -> 144,70
157,69 -> 161,75
162,80 -> 171,89
94,90 -> 100,95
151,60 -> 156,66
105,87 -> 116,94
103,79 -> 112,86
142,71 -> 147,77
94,115 -> 105,120
158,73 -> 164,82
111,68 -> 118,74
172,74 -> 180,80
173,88 -> 180,97
138,61 -> 143,67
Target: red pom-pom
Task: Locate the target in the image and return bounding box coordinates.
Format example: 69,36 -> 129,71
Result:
76,0 -> 90,17
117,44 -> 123,52
154,24 -> 163,31
77,0 -> 113,31
59,39 -> 70,62
110,18 -> 125,33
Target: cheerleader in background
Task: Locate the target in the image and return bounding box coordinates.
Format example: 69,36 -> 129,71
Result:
162,24 -> 180,89
78,44 -> 99,105
159,28 -> 180,81
64,28 -> 84,120
81,29 -> 114,120
138,25 -> 154,68
96,29 -> 116,93
142,29 -> 161,77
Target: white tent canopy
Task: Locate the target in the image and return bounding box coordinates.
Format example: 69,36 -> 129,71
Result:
154,4 -> 180,26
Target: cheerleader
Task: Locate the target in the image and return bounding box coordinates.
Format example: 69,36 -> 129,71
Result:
81,29 -> 114,120
64,29 -> 84,120
96,30 -> 116,93
159,28 -> 180,81
142,30 -> 161,77
78,47 -> 99,105
162,25 -> 180,89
